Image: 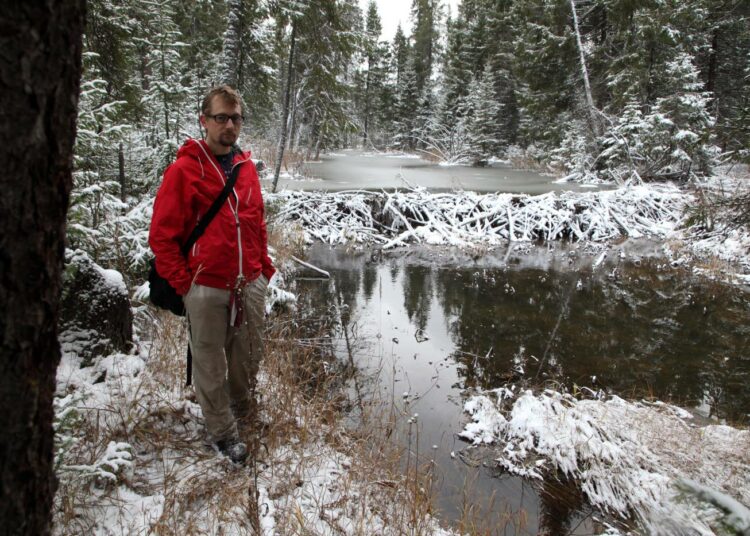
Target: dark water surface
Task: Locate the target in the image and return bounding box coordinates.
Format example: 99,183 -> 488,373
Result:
293,242 -> 750,533
263,150 -> 610,194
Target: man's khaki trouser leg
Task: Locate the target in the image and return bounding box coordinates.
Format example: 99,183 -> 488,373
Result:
185,284 -> 237,442
184,279 -> 267,442
226,276 -> 268,417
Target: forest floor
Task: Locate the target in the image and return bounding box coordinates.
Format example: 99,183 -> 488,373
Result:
53,165 -> 750,535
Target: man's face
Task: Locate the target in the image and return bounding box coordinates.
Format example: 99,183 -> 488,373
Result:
200,96 -> 242,151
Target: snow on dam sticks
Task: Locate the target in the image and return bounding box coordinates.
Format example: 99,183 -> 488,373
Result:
268,184 -> 688,249
461,387 -> 750,535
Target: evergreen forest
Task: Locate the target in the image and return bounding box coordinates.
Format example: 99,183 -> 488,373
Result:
74,0 -> 749,275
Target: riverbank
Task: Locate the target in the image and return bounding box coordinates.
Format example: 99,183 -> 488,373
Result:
265,169 -> 749,534
53,285 -> 456,535
461,387 -> 750,534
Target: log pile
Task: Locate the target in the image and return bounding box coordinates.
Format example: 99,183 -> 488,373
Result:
268,185 -> 688,249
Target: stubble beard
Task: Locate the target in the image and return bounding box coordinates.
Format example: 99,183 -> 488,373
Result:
219,131 -> 238,147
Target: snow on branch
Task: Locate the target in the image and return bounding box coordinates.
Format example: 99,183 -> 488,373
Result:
267,185 -> 688,249
461,389 -> 750,534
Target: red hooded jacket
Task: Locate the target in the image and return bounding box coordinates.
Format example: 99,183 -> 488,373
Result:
149,138 -> 275,296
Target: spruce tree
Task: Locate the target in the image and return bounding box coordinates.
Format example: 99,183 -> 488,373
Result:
220,0 -> 275,132
410,0 -> 440,94
362,1 -> 387,147
465,64 -> 502,164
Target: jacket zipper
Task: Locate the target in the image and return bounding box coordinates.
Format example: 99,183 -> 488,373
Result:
194,140 -> 252,286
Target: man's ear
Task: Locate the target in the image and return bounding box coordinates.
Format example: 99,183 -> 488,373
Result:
199,114 -> 207,129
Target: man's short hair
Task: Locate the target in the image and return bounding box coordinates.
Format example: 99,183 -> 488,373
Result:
201,85 -> 243,115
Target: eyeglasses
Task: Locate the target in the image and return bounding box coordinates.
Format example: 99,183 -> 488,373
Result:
205,113 -> 245,125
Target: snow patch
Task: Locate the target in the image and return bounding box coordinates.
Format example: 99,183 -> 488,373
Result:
461,389 -> 750,534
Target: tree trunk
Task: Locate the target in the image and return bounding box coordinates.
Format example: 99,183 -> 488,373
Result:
314,112 -> 327,160
118,142 -> 127,204
221,0 -> 243,89
0,1 -> 85,535
706,28 -> 719,95
288,83 -> 299,152
272,21 -> 297,193
569,0 -> 599,136
363,58 -> 372,147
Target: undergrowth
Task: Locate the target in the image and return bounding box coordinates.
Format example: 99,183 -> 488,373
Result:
53,240 -> 459,536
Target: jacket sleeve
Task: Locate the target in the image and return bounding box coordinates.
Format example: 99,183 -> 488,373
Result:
149,163 -> 193,295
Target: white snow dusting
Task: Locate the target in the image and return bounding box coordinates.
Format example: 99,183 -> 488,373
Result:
461,388 -> 750,534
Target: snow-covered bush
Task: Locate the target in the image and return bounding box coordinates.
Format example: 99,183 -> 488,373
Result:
53,391 -> 88,471
549,122 -> 598,182
415,119 -> 471,165
461,388 -> 750,535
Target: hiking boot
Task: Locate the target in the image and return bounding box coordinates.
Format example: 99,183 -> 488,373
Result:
216,436 -> 248,465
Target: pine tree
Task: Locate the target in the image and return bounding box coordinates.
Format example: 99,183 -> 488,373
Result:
361,1 -> 387,147
508,0 -> 579,149
220,0 -> 275,131
69,57 -> 130,262
85,0 -> 141,120
700,0 -> 750,157
135,0 -> 192,152
465,63 -> 502,164
440,7 -> 471,125
394,57 -> 420,150
392,24 -> 410,87
410,0 -> 441,94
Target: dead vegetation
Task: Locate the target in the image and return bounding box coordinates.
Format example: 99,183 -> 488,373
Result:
53,227 -> 458,535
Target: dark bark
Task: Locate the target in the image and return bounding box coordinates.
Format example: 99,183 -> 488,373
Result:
272,21 -> 297,193
118,142 -> 126,203
287,74 -> 299,152
221,0 -> 243,89
706,29 -> 719,95
0,1 -> 85,535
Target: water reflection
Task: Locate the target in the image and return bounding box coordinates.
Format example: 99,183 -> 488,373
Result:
294,243 -> 750,532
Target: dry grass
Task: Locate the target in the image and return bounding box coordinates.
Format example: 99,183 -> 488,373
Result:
53,287 -> 456,535
257,307 -> 450,535
252,139 -> 310,180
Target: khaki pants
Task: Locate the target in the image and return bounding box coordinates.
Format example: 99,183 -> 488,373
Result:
184,276 -> 268,442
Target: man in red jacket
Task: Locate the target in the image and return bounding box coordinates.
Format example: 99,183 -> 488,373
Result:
149,86 -> 275,464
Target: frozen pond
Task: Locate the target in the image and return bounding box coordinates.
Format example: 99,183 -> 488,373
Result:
293,243 -> 750,533
263,150 -> 610,194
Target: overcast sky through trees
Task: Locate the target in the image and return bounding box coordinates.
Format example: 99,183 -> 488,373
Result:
368,0 -> 460,39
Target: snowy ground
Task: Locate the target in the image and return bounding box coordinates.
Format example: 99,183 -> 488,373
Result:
461,388 -> 750,535
54,299 -> 454,536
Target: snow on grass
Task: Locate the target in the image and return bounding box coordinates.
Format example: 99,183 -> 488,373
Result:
54,306 -> 455,535
685,166 -> 750,276
460,388 -> 750,534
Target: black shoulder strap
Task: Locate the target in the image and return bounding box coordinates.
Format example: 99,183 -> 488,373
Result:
180,161 -> 241,257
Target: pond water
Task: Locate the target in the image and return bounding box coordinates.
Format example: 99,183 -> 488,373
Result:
263,150 -> 609,194
293,242 -> 750,534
